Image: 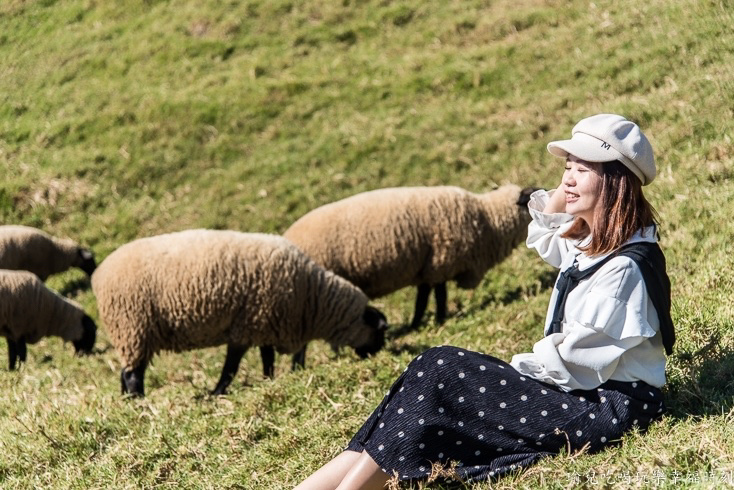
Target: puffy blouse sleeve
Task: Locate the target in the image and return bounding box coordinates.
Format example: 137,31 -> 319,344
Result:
525,189 -> 576,268
510,329 -> 648,391
510,258 -> 662,391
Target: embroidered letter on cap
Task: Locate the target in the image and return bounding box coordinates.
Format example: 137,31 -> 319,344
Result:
601,141 -> 611,150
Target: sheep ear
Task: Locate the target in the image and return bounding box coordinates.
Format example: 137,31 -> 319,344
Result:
517,187 -> 540,206
363,306 -> 388,331
77,248 -> 97,276
377,317 -> 388,331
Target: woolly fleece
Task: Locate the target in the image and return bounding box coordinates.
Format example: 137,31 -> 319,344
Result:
284,184 -> 532,298
0,225 -> 89,281
0,269 -> 87,344
92,230 -> 374,370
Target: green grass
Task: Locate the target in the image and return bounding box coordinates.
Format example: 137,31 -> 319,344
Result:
2,0 -> 734,488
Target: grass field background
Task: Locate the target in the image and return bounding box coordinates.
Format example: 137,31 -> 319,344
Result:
1,0 -> 734,488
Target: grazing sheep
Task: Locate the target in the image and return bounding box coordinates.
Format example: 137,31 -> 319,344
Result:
0,269 -> 97,370
91,230 -> 388,397
0,225 -> 96,281
284,184 -> 536,330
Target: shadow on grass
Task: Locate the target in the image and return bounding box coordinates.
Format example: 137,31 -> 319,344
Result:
387,269 -> 557,341
387,322 -> 429,340
664,336 -> 734,418
58,276 -> 92,296
472,268 -> 557,313
385,343 -> 433,357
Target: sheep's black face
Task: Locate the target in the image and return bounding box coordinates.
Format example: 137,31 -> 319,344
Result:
77,248 -> 97,277
73,314 -> 97,355
354,306 -> 388,359
517,186 -> 542,207
512,186 -> 542,243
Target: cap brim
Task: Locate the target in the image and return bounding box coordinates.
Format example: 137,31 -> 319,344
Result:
547,133 -> 625,163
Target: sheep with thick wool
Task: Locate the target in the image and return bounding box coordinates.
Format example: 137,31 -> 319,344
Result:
260,184 -> 534,377
0,225 -> 96,281
284,184 -> 536,329
91,230 -> 388,397
0,269 -> 97,370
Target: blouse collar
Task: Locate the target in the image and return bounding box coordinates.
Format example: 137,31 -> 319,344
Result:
575,225 -> 658,271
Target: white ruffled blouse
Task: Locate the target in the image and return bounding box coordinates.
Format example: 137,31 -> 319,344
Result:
509,189 -> 667,392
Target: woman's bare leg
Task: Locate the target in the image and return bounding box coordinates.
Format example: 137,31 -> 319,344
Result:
294,450 -> 362,490
335,450 -> 390,490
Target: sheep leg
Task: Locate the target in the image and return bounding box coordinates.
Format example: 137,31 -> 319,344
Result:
121,363 -> 147,397
434,282 -> 447,324
292,346 -> 306,371
18,338 -> 26,364
7,339 -> 15,371
409,283 -> 432,330
260,345 -> 275,379
8,338 -> 18,371
212,344 -> 248,396
7,337 -> 27,370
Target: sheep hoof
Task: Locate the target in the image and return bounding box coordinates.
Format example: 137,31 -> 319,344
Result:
210,385 -> 228,396
120,366 -> 146,397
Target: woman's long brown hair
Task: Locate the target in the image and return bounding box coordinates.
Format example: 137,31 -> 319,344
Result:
562,160 -> 659,257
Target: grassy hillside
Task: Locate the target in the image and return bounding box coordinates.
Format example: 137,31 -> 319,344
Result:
1,0 -> 733,488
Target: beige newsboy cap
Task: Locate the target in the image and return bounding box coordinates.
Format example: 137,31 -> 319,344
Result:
547,114 -> 656,185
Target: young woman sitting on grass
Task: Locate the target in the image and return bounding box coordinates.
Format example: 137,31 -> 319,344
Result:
295,113 -> 675,489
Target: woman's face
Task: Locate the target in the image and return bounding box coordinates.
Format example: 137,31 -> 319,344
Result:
562,155 -> 603,226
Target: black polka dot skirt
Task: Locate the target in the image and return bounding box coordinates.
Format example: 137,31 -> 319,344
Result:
347,346 -> 664,483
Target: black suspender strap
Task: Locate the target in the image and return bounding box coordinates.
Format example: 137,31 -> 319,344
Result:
547,241 -> 675,355
618,243 -> 676,355
547,255 -> 616,336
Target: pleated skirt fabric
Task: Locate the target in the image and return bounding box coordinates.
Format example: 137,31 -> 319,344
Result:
347,346 -> 664,483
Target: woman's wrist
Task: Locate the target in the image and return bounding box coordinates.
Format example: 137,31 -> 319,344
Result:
543,188 -> 567,214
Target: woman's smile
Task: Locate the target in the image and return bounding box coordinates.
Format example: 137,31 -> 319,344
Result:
562,156 -> 602,226
565,191 -> 580,203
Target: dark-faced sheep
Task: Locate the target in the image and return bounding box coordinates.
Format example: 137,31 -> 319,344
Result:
284,184 -> 536,329
0,269 -> 97,370
91,230 -> 388,397
0,225 -> 96,281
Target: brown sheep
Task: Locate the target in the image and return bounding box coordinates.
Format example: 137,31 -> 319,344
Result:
91,230 -> 387,397
0,225 -> 96,280
0,269 -> 96,370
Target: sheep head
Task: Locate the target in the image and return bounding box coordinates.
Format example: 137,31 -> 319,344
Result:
349,305 -> 388,359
